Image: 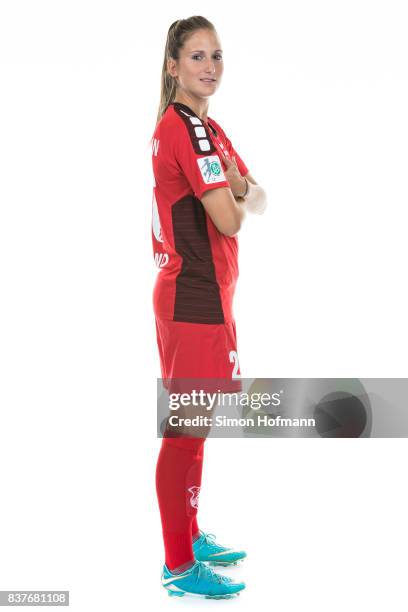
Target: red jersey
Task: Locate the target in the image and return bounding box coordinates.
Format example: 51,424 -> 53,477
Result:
151,101 -> 249,325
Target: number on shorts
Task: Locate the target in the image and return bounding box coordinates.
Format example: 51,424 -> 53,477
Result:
229,350 -> 241,379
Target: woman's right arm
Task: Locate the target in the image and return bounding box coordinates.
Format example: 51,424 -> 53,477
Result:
201,187 -> 246,237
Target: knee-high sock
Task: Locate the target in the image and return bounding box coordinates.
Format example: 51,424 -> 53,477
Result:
156,436 -> 205,570
191,441 -> 205,539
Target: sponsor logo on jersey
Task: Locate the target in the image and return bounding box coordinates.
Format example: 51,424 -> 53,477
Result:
197,155 -> 226,184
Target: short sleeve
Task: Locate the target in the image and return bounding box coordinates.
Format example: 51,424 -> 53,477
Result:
174,119 -> 230,200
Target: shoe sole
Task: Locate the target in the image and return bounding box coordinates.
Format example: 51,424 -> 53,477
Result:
208,557 -> 247,567
165,587 -> 242,599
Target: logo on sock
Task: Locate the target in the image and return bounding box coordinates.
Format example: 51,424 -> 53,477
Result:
188,486 -> 201,509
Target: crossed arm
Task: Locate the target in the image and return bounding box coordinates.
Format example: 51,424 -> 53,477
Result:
201,171 -> 266,237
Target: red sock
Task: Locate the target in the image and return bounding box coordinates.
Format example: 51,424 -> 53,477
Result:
156,436 -> 205,570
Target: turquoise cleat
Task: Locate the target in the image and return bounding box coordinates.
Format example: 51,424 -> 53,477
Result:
193,530 -> 247,566
162,559 -> 245,599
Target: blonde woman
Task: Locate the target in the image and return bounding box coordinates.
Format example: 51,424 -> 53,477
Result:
151,15 -> 267,599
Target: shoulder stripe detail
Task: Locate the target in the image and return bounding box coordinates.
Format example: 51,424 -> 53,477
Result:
173,103 -> 217,156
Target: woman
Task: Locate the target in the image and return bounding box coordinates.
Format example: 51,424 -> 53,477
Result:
151,16 -> 267,599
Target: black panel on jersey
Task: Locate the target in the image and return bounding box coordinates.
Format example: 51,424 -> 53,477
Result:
172,194 -> 224,325
172,102 -> 218,156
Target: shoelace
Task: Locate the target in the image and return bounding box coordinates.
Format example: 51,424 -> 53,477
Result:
202,532 -> 217,544
194,561 -> 231,585
200,532 -> 225,552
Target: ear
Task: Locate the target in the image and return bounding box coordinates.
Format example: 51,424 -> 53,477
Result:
167,57 -> 177,78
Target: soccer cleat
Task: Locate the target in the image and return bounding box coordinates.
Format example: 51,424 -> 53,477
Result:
162,559 -> 245,599
193,530 -> 247,566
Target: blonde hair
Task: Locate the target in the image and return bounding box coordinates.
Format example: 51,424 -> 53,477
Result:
156,16 -> 216,126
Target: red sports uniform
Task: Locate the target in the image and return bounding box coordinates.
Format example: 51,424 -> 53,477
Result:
151,101 -> 248,391
153,101 -> 248,572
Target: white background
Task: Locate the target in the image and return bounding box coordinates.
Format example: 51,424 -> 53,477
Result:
1,1 -> 407,610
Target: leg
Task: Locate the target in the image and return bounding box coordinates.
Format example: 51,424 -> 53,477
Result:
191,440 -> 205,541
156,435 -> 205,571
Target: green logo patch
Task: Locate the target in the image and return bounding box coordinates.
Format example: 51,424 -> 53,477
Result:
210,161 -> 221,176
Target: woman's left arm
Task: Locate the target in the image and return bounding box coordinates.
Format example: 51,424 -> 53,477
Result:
221,153 -> 267,215
243,172 -> 258,185
238,171 -> 268,215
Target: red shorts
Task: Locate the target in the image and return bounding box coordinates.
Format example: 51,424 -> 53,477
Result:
154,317 -> 242,393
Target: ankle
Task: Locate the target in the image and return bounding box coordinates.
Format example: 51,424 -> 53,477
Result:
168,559 -> 195,575
192,530 -> 201,543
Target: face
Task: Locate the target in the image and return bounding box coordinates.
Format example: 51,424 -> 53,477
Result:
167,28 -> 224,99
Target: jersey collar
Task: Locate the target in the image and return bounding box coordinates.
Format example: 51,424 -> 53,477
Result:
171,101 -> 217,136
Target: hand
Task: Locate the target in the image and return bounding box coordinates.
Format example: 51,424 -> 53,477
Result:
221,154 -> 247,198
